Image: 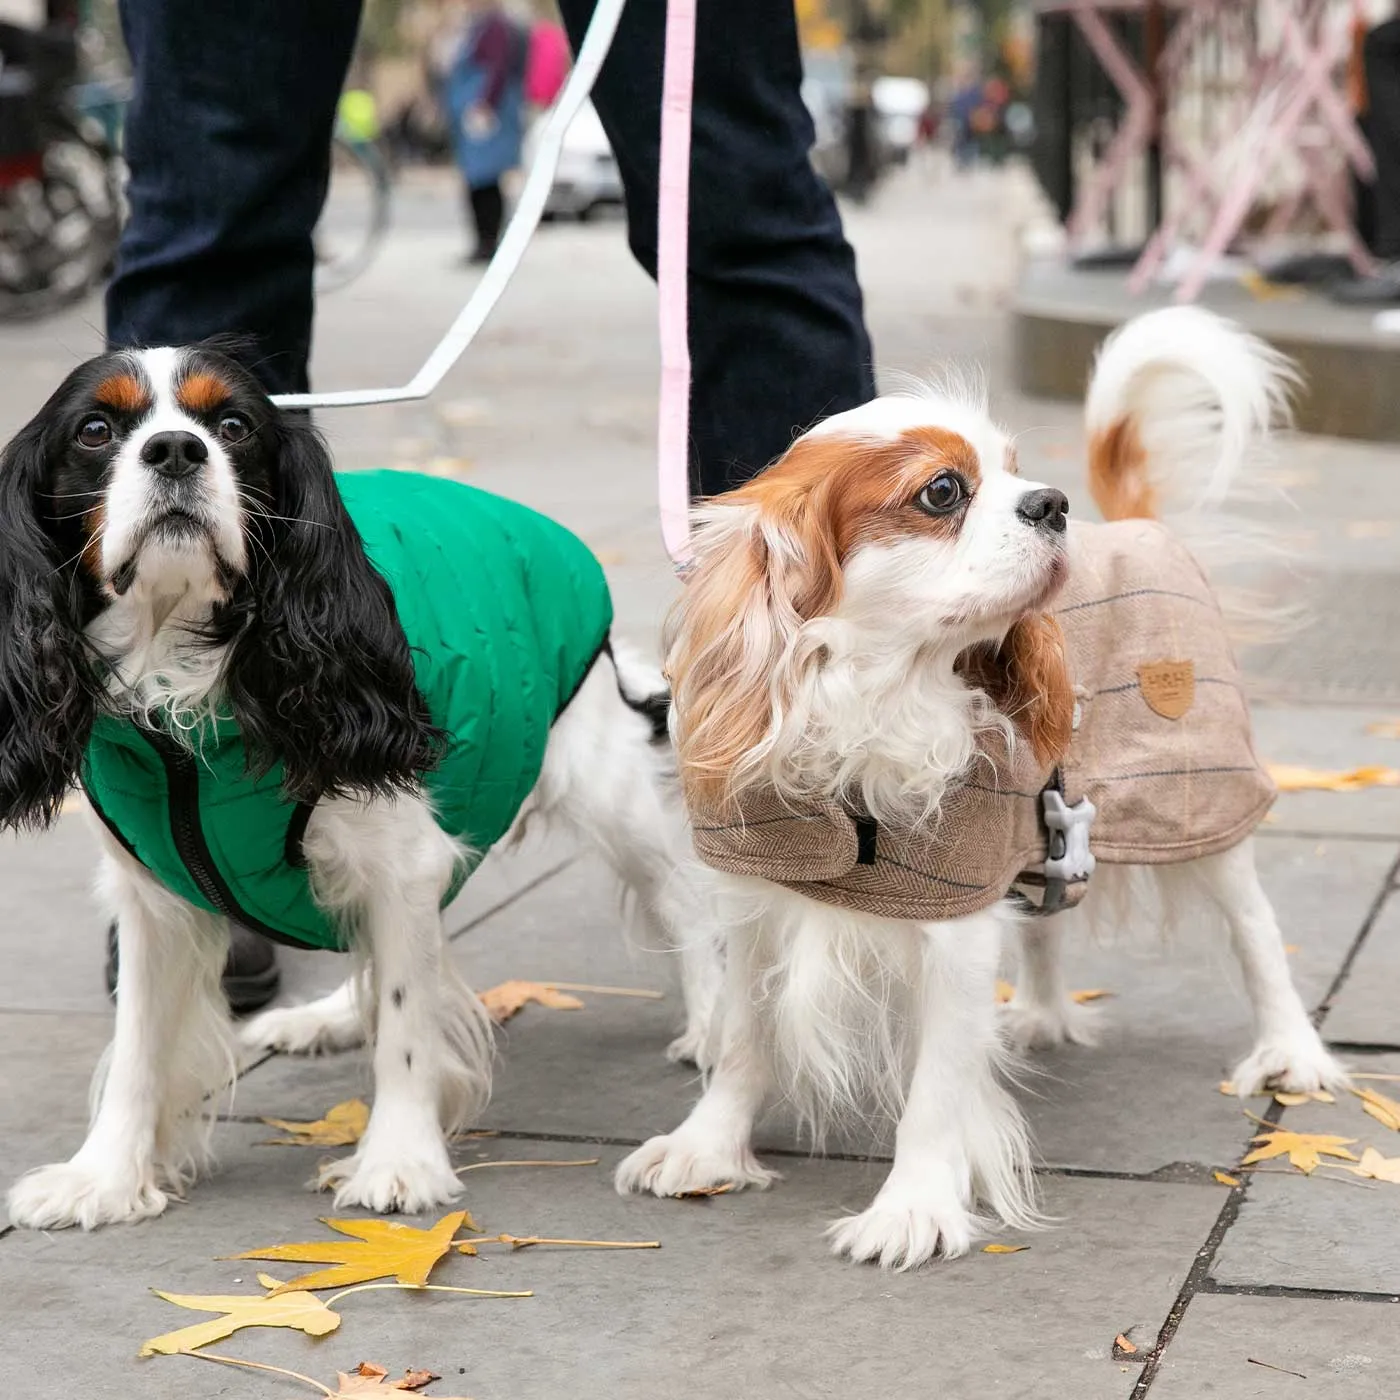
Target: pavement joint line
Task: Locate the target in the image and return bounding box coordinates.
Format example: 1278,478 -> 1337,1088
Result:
1129,854 -> 1400,1396
446,854 -> 580,944
1313,850 -> 1400,1025
206,1117 -> 1265,1186
1200,1280 -> 1400,1305
1327,1040 -> 1400,1055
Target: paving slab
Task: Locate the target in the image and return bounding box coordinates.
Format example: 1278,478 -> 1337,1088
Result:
0,814 -> 108,1014
0,1124 -> 1222,1399
1211,1056 -> 1400,1296
1152,1295 -> 1400,1398
0,1011 -> 112,1186
235,836 -> 1391,1180
1325,892 -> 1400,1049
1250,708 -> 1400,839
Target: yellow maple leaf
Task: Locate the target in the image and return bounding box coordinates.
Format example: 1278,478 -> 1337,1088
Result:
260,1098 -> 369,1147
1241,1129 -> 1359,1175
230,1211 -> 473,1294
1266,763 -> 1400,793
1353,1086 -> 1400,1132
1213,1171 -> 1241,1187
1351,1147 -> 1400,1184
981,1243 -> 1028,1254
140,1273 -> 340,1356
478,980 -> 584,1023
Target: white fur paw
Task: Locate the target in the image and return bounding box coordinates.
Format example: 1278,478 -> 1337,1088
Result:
614,1132 -> 778,1197
664,1025 -> 716,1072
7,1160 -> 170,1230
240,1002 -> 364,1057
826,1185 -> 977,1270
1231,1031 -> 1349,1097
318,1147 -> 463,1215
1001,997 -> 1101,1051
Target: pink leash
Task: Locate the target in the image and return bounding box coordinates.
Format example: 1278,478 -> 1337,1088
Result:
656,0 -> 696,568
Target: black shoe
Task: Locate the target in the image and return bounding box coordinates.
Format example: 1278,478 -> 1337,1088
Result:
465,243 -> 497,266
1329,267 -> 1400,305
105,919 -> 281,1014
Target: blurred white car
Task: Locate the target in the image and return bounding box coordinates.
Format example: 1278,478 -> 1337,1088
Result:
873,75 -> 930,164
526,98 -> 623,221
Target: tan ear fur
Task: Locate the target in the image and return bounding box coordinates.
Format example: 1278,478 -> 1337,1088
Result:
665,454 -> 848,813
960,613 -> 1075,768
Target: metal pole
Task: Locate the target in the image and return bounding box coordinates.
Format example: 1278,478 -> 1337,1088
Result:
1144,0 -> 1165,235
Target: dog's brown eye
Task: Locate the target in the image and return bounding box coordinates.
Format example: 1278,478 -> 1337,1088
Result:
77,417 -> 111,449
915,472 -> 967,516
218,413 -> 250,443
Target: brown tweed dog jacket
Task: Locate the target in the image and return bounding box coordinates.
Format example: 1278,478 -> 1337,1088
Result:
690,519 -> 1275,921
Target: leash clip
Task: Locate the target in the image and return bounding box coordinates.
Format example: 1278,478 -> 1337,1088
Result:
1039,781 -> 1097,914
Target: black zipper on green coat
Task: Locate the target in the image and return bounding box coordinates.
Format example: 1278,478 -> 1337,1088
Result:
133,728 -> 312,949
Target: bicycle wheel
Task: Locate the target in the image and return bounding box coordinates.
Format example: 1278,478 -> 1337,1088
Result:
0,114 -> 121,321
315,135 -> 392,293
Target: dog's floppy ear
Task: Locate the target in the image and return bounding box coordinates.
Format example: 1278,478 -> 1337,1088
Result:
961,613 -> 1075,768
666,464 -> 844,813
0,418 -> 101,829
223,414 -> 442,801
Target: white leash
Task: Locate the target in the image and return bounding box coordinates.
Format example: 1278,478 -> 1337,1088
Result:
271,0 -> 630,413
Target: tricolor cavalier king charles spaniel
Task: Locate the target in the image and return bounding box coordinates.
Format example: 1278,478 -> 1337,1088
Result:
0,345 -> 717,1229
613,308 -> 1347,1268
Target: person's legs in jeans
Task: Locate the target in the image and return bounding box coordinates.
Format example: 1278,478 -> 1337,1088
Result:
106,0 -> 363,394
104,1 -> 362,1007
556,0 -> 875,495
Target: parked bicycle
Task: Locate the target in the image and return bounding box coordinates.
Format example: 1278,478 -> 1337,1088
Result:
0,36 -> 392,323
0,21 -> 121,321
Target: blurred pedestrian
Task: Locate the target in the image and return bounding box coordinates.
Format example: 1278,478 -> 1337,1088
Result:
442,0 -> 528,265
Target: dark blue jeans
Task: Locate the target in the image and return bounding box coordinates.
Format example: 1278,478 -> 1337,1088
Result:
105,1 -> 363,396
107,0 -> 874,490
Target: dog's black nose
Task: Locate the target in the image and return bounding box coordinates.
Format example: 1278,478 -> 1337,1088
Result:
140,430 -> 209,479
1015,487 -> 1069,533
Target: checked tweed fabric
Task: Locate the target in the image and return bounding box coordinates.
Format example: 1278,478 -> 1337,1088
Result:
691,519 -> 1276,922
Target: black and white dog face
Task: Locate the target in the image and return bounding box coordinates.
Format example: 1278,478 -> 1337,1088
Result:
0,345 -> 442,831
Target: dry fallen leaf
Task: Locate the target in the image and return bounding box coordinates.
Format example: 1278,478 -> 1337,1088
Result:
1241,1129 -> 1359,1175
1353,1086 -> 1400,1132
140,1273 -> 340,1356
1266,763 -> 1400,793
333,1361 -> 447,1395
478,980 -> 584,1023
995,982 -> 1110,1005
260,1099 -> 370,1147
1273,1090 -> 1336,1107
183,1352 -> 468,1398
1367,719 -> 1400,739
1213,1171 -> 1241,1187
1351,1147 -> 1400,1184
231,1212 -> 473,1294
981,1243 -> 1028,1254
677,1183 -> 735,1199
1113,1334 -> 1139,1356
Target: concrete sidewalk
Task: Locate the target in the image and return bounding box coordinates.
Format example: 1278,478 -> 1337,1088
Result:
2,165 -> 1400,1397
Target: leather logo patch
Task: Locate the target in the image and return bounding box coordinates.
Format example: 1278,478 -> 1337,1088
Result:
1138,660 -> 1195,719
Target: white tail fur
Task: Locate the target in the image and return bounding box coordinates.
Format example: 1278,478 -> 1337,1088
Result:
1085,306 -> 1296,520
1084,307 -> 1302,640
